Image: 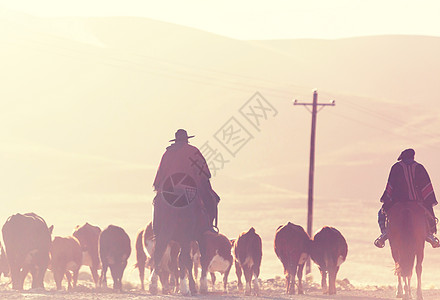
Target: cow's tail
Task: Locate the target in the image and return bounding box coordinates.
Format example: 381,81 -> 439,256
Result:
135,229 -> 147,269
249,228 -> 262,269
397,208 -> 416,277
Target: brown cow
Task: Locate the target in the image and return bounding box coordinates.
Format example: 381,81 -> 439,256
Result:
199,231 -> 233,294
233,227 -> 262,296
134,229 -> 148,290
310,226 -> 348,295
135,221 -> 180,293
0,242 -> 9,279
99,225 -> 131,290
274,222 -> 309,295
2,213 -> 53,290
73,223 -> 101,287
50,236 -> 82,290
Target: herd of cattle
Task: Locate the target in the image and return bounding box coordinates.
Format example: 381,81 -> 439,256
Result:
0,213 -> 348,296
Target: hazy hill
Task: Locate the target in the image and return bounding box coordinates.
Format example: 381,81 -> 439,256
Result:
1,13 -> 440,225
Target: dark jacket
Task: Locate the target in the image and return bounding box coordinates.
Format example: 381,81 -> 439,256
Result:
381,159 -> 437,207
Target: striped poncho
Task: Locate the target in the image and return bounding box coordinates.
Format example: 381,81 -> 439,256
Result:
380,159 -> 437,206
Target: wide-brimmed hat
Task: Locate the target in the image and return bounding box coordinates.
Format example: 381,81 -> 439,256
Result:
398,148 -> 415,161
169,129 -> 195,142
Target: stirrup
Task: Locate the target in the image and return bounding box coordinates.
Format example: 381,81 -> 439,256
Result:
426,234 -> 440,248
374,233 -> 387,248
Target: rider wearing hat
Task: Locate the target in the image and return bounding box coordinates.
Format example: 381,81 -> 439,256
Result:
153,129 -> 220,233
374,148 -> 440,248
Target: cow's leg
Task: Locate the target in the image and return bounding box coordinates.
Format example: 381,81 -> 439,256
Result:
72,267 -> 79,289
65,271 -> 72,290
158,270 -> 170,294
285,273 -> 290,294
235,261 -> 243,291
252,263 -> 260,295
416,253 -> 423,300
109,265 -> 119,290
328,266 -> 338,295
297,263 -> 305,295
19,266 -> 29,290
30,265 -> 41,289
396,274 -> 403,298
210,272 -> 216,291
288,264 -> 298,295
223,264 -> 232,294
243,265 -> 253,295
99,263 -> 108,288
138,259 -> 145,290
53,267 -> 64,290
9,261 -> 22,290
320,268 -> 328,293
90,266 -> 99,288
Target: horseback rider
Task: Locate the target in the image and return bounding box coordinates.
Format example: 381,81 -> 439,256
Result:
153,129 -> 220,233
374,148 -> 440,248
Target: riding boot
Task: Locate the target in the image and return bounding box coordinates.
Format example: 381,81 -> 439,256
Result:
374,208 -> 388,248
426,214 -> 440,248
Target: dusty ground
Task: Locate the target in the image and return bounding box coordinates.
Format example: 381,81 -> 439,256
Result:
1,276 -> 439,300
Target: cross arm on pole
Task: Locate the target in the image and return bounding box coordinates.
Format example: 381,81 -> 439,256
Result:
293,99 -> 336,106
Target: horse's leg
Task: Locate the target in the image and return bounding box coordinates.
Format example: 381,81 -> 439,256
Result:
416,252 -> 423,300
397,274 -> 403,298
149,237 -> 168,295
179,242 -> 196,296
199,249 -> 209,294
403,275 -> 413,300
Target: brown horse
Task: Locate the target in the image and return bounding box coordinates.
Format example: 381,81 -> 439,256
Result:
388,201 -> 426,300
149,172 -> 211,296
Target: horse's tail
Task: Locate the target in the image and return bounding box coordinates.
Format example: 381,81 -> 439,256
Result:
397,208 -> 416,277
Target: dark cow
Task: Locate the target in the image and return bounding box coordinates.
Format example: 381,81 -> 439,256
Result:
310,226 -> 348,295
99,225 -> 131,290
135,222 -> 179,292
50,236 -> 82,290
2,213 -> 53,290
233,227 -> 262,296
73,222 -> 101,287
0,242 -> 9,279
199,231 -> 233,294
274,222 -> 310,295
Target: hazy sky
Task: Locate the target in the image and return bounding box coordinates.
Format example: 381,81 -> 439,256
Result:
1,0 -> 440,39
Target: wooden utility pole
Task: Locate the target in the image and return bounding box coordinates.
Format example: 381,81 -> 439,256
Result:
293,90 -> 335,274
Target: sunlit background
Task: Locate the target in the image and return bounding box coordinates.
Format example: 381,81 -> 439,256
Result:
1,0 -> 440,288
